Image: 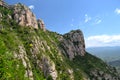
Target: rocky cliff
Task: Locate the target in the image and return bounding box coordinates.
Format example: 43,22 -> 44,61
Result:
0,1 -> 120,80
60,30 -> 85,60
11,3 -> 38,29
0,0 -> 46,30
0,0 -> 9,8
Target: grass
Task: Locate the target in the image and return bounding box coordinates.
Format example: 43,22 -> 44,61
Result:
0,5 -> 119,80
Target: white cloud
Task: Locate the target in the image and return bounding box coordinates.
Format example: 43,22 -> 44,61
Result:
29,5 -> 34,10
84,14 -> 91,23
94,19 -> 102,24
115,8 -> 120,15
85,35 -> 120,48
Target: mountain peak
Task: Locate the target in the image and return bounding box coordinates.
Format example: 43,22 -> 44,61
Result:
0,1 -> 120,80
60,29 -> 85,60
0,1 -> 46,31
12,3 -> 38,29
0,0 -> 9,8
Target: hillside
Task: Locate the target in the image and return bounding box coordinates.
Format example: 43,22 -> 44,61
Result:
87,47 -> 120,75
109,60 -> 120,67
0,1 -> 120,80
108,60 -> 120,74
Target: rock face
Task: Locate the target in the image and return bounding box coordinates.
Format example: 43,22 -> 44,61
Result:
37,19 -> 46,31
0,12 -> 2,21
0,1 -> 47,30
42,56 -> 57,80
0,0 -> 9,8
0,0 -> 4,6
12,3 -> 38,29
60,29 -> 85,60
1,1 -> 120,80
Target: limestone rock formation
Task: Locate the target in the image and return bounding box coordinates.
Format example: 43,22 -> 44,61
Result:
37,19 -> 46,31
0,0 -> 9,8
14,45 -> 34,80
0,13 -> 2,21
0,1 -> 47,30
1,1 -> 120,80
42,56 -> 57,80
12,3 -> 38,29
60,29 -> 85,60
0,0 -> 4,6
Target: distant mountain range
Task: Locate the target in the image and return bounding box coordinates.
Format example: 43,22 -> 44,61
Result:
108,59 -> 120,74
87,46 -> 120,73
86,46 -> 120,62
109,59 -> 120,67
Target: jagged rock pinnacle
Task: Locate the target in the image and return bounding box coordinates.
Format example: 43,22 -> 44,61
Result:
61,29 -> 85,60
0,0 -> 9,8
37,19 -> 46,31
12,3 -> 38,29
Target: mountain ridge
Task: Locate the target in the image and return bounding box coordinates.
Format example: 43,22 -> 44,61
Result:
0,0 -> 46,30
0,0 -> 120,80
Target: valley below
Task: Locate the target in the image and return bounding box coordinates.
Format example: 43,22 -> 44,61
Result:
87,47 -> 120,74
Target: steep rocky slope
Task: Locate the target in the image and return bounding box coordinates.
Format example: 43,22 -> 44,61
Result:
60,30 -> 85,60
0,1 -> 120,80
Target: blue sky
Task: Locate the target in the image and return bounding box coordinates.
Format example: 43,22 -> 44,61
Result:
5,0 -> 120,47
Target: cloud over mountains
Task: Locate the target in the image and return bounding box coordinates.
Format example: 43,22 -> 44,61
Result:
85,34 -> 120,47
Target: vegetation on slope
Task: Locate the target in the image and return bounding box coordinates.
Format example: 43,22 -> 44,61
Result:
0,5 -> 120,80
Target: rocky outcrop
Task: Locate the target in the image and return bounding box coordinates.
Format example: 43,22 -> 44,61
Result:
42,56 -> 57,80
1,1 -> 120,80
0,1 -> 47,30
14,45 -> 33,80
0,13 -> 2,21
67,69 -> 74,80
60,29 -> 85,60
37,19 -> 46,31
29,36 -> 58,80
0,0 -> 9,8
12,3 -> 38,29
90,69 -> 120,80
